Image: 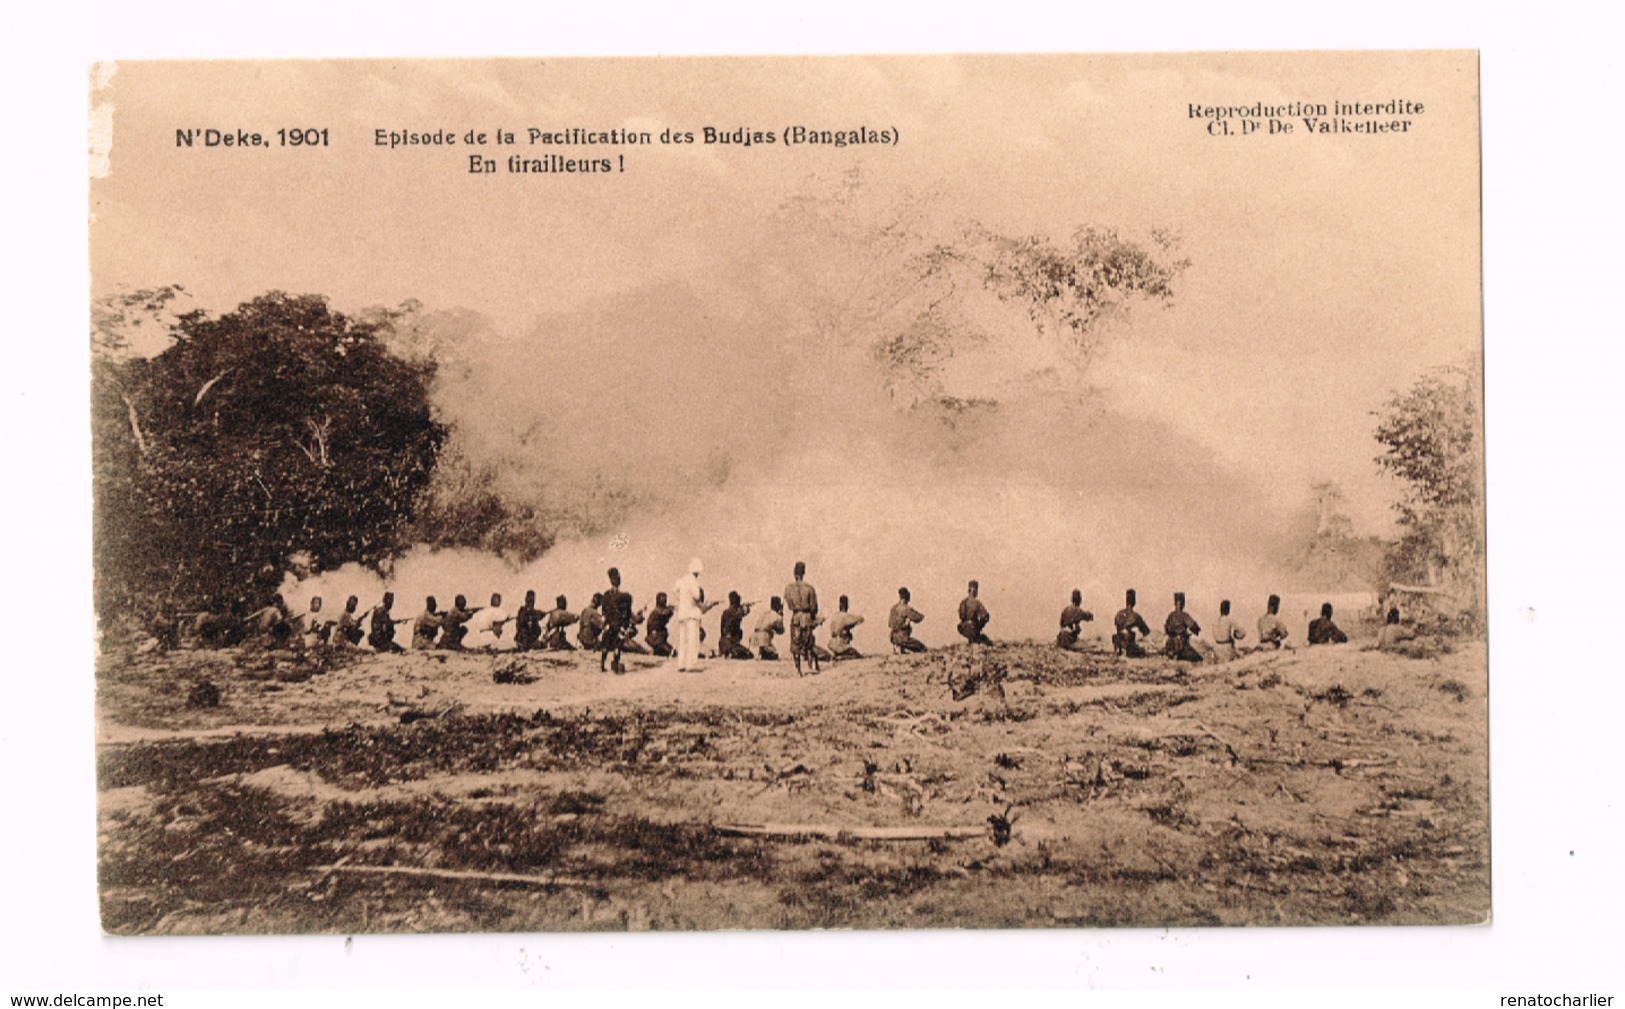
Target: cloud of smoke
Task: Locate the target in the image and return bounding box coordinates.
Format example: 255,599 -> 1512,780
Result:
287,176 -> 1325,649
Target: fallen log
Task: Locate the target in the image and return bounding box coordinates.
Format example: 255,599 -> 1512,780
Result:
314,864 -> 599,889
714,822 -> 985,841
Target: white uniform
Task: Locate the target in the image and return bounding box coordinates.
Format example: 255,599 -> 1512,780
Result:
674,559 -> 706,670
296,609 -> 329,649
468,606 -> 511,650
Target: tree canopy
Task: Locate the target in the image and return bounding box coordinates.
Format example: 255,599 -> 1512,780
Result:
93,291 -> 444,622
1372,361 -> 1485,617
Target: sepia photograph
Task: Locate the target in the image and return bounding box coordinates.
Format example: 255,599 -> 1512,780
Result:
86,51 -> 1487,937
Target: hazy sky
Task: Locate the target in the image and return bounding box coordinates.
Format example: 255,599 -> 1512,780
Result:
91,52 -> 1480,541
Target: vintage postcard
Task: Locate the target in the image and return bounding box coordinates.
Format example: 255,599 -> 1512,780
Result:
90,51 -> 1484,934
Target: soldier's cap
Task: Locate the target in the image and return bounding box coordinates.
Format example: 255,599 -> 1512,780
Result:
688,557 -> 704,574
794,561 -> 806,575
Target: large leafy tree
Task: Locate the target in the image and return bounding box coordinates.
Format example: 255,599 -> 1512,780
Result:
1372,361 -> 1485,616
93,291 -> 445,624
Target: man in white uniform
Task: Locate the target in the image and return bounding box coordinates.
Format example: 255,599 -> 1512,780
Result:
674,556 -> 718,671
296,596 -> 332,650
469,592 -> 511,650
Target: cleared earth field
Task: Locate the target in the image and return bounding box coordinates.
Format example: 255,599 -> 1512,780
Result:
96,637 -> 1488,933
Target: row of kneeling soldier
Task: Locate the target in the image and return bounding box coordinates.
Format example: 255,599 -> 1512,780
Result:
1109,589 -> 1348,660
222,571 -> 666,672
163,565 -> 1354,664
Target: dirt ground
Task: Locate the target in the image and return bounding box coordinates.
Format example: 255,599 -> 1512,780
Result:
95,634 -> 1489,934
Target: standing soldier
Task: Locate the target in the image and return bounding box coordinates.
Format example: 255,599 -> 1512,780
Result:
599,568 -> 634,674
513,590 -> 544,652
645,592 -> 676,657
784,561 -> 823,675
412,596 -> 443,650
827,595 -> 865,660
889,587 -> 927,654
368,591 -> 406,652
334,595 -> 367,648
437,594 -> 481,650
718,592 -> 756,660
1113,589 -> 1152,658
544,595 -> 578,650
673,557 -> 718,672
752,597 -> 786,660
1057,590 -> 1095,651
1308,602 -> 1349,645
1163,592 -> 1204,662
957,580 -> 993,645
1211,599 -> 1247,661
1257,594 -> 1291,649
